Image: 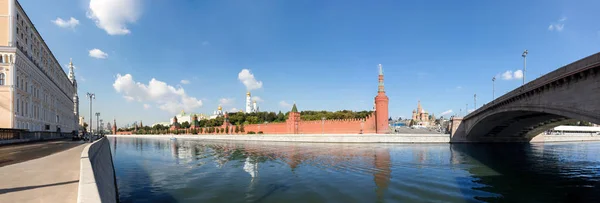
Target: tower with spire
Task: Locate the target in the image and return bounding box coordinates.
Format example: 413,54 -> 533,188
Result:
245,92 -> 252,113
374,64 -> 389,134
68,59 -> 80,132
112,118 -> 117,134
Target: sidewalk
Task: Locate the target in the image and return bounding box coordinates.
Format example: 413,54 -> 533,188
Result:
0,143 -> 88,203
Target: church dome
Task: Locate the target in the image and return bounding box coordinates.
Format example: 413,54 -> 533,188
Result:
247,92 -> 251,96
218,105 -> 222,110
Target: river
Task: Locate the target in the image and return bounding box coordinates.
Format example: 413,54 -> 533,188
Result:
109,137 -> 600,202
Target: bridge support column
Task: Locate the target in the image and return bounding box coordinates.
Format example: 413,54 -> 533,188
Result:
450,117 -> 467,142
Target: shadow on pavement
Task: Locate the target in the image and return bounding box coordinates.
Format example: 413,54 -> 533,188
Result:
0,180 -> 79,195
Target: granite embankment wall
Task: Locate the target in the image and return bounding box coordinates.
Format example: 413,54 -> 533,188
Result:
108,134 -> 451,143
78,137 -> 118,203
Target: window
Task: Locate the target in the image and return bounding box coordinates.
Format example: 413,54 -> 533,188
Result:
0,73 -> 4,85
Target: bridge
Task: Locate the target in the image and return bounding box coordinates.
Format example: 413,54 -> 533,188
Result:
450,52 -> 600,142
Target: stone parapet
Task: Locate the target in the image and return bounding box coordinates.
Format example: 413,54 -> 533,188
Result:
77,137 -> 117,203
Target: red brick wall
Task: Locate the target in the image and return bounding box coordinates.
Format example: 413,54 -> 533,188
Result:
237,112 -> 377,134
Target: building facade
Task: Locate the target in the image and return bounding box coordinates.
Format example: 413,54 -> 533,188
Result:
0,0 -> 78,133
411,101 -> 435,127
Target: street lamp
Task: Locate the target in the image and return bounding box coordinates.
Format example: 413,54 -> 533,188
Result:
474,94 -> 477,109
95,112 -> 100,136
492,76 -> 496,101
86,92 -> 95,142
522,49 -> 528,85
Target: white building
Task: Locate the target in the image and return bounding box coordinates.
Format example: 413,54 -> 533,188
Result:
245,92 -> 259,113
0,1 -> 78,132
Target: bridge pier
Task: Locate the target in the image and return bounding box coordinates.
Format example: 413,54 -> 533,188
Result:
449,117 -> 467,142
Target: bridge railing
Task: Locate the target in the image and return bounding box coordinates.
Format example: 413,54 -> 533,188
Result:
466,52 -> 600,119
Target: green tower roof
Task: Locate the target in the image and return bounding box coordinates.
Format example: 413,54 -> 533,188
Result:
291,103 -> 298,113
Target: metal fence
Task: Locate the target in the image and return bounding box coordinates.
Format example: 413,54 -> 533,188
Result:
0,128 -> 67,142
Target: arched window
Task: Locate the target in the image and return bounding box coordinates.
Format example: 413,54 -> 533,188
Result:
0,73 -> 4,85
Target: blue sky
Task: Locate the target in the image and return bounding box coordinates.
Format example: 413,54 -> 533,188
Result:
19,0 -> 600,125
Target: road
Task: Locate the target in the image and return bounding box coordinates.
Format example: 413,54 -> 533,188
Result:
0,139 -> 84,167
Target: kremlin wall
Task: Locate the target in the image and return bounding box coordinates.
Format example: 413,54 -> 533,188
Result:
116,64 -> 389,135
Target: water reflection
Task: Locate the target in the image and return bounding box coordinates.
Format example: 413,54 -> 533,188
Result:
110,137 -> 600,203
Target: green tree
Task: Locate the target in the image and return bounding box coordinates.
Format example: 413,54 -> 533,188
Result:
181,121 -> 191,129
235,125 -> 240,133
225,126 -> 229,134
240,125 -> 245,133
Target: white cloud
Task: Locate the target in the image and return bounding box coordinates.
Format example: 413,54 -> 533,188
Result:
87,0 -> 141,35
180,79 -> 190,85
439,109 -> 453,117
89,49 -> 108,59
219,98 -> 234,106
500,70 -> 524,80
548,17 -> 566,32
229,108 -> 239,112
113,74 -> 203,114
501,70 -> 514,80
143,104 -> 151,109
513,70 -> 523,79
238,69 -> 263,91
279,101 -> 292,108
52,17 -> 79,29
467,109 -> 475,113
252,96 -> 264,102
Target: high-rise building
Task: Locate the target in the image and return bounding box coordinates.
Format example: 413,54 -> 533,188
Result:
0,0 -> 78,133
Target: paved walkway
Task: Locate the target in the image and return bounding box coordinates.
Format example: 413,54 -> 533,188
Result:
0,144 -> 88,203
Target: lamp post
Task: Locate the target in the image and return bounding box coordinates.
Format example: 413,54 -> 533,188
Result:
492,76 -> 496,101
86,93 -> 95,142
95,112 -> 100,136
522,50 -> 528,85
474,94 -> 477,109
321,117 -> 325,135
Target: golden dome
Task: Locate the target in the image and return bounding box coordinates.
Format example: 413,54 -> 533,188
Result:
218,105 -> 222,110
253,100 -> 257,103
246,92 -> 251,96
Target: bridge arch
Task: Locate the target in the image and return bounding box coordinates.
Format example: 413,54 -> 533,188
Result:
464,104 -> 600,142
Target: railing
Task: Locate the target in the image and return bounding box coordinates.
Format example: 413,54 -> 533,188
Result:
466,52 -> 600,119
0,128 -> 67,142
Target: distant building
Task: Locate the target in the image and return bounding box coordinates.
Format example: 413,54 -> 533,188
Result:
79,116 -> 85,126
210,105 -> 224,119
245,92 -> 259,113
411,101 -> 436,127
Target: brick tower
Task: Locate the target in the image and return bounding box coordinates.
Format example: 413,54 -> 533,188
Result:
112,119 -> 117,134
287,103 -> 300,134
375,64 -> 389,134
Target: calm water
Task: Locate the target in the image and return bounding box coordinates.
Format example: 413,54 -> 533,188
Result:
109,137 -> 600,203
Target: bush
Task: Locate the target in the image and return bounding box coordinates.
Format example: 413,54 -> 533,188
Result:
240,125 -> 245,133
235,125 -> 240,133
258,131 -> 264,134
247,131 -> 256,134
